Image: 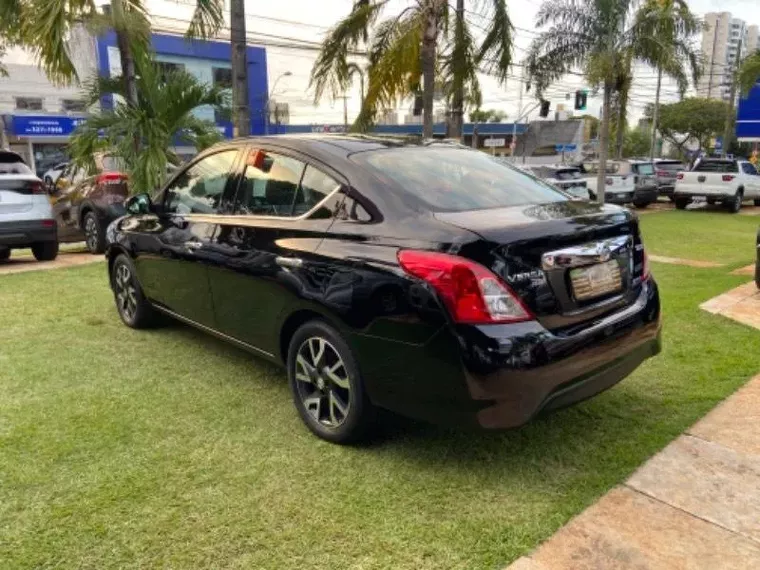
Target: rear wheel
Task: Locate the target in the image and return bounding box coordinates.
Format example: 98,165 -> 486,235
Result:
753,199 -> 760,207
633,201 -> 650,209
728,190 -> 743,214
0,248 -> 9,262
110,254 -> 157,328
83,212 -> 105,254
32,241 -> 58,261
707,198 -> 717,205
675,197 -> 689,210
287,320 -> 375,444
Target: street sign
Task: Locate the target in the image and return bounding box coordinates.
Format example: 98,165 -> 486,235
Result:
484,138 -> 506,147
714,137 -> 723,151
555,143 -> 577,152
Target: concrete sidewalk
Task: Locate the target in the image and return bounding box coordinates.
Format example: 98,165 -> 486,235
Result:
507,375 -> 760,570
0,251 -> 103,276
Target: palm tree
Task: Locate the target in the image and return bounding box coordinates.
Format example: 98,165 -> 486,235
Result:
310,0 -> 513,138
738,49 -> 760,97
10,0 -> 224,102
633,0 -> 701,161
526,0 -> 696,202
69,55 -> 228,196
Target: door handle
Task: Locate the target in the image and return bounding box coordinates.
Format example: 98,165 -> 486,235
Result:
276,256 -> 304,269
185,241 -> 204,251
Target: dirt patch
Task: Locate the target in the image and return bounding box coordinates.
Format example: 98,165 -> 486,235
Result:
731,264 -> 756,276
0,252 -> 104,276
648,255 -> 723,268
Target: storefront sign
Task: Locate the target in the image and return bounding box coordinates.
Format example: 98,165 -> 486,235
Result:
11,115 -> 87,137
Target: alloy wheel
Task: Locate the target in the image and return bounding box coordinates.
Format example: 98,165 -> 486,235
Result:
294,337 -> 352,428
114,263 -> 138,322
84,216 -> 98,252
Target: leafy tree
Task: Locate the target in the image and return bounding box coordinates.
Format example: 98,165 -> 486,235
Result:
739,49 -> 760,97
622,126 -> 651,157
526,0 -> 697,203
310,0 -> 513,138
657,98 -> 729,155
469,108 -> 507,122
69,55 -> 228,196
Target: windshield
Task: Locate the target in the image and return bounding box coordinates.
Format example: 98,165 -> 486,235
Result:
694,160 -> 737,173
635,163 -> 655,175
353,147 -> 567,211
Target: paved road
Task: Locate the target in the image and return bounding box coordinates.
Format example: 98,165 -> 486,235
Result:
0,251 -> 104,276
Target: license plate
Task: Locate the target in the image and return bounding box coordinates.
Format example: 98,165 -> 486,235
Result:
692,196 -> 706,202
570,260 -> 622,301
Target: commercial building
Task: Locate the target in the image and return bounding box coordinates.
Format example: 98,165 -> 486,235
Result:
698,13 -> 755,101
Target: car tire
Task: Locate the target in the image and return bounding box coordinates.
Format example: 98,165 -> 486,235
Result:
753,199 -> 760,207
83,211 -> 105,254
633,201 -> 649,209
728,190 -> 743,214
31,241 -> 58,261
675,197 -> 689,210
44,176 -> 53,190
110,253 -> 158,329
287,320 -> 375,444
755,259 -> 760,290
0,248 -> 10,262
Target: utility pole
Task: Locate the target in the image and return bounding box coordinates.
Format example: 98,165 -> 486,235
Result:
722,36 -> 742,157
449,0 -> 465,140
338,95 -> 349,131
649,66 -> 662,161
230,0 -> 250,137
707,21 -> 719,99
511,64 -> 524,163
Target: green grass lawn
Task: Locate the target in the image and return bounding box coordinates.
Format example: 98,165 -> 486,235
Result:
1,211 -> 760,569
638,210 -> 759,267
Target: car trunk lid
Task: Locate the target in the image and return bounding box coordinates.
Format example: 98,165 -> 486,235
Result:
0,175 -> 44,216
435,201 -> 646,331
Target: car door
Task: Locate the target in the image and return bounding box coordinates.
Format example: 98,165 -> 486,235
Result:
741,162 -> 760,196
51,165 -> 88,241
207,146 -> 347,355
132,148 -> 241,328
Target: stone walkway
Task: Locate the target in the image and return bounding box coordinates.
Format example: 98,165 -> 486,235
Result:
0,251 -> 104,276
701,282 -> 760,330
506,375 -> 760,570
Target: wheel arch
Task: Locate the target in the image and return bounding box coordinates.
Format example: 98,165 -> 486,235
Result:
278,308 -> 346,366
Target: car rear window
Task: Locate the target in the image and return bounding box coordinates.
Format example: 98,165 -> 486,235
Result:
693,160 -> 737,173
634,163 -> 655,175
656,161 -> 684,172
352,147 -> 566,211
554,169 -> 582,180
0,155 -> 32,175
101,156 -> 126,172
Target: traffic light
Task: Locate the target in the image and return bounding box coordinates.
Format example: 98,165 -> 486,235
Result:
539,99 -> 551,118
574,90 -> 588,111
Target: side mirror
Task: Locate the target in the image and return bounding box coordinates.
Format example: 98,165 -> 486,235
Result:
125,193 -> 152,215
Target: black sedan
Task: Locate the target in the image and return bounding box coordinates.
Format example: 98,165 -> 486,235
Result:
106,135 -> 662,444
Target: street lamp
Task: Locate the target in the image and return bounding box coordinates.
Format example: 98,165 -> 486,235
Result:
266,71 -> 292,135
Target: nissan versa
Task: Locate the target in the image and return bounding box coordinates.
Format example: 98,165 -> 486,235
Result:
105,136 -> 662,444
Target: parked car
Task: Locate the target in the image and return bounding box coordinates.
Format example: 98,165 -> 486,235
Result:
580,160 -> 657,208
42,161 -> 68,190
51,156 -> 129,253
0,150 -> 58,262
653,159 -> 686,199
524,165 -> 591,200
673,158 -> 760,213
106,136 -> 662,443
627,160 -> 659,208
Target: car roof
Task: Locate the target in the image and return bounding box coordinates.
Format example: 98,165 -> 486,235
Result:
229,134 -> 467,154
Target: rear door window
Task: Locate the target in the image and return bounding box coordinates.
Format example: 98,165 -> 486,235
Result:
694,160 -> 738,173
233,150 -> 306,217
741,162 -> 758,175
352,147 -> 566,211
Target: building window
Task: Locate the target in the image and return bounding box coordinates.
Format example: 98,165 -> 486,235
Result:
62,99 -> 86,112
156,61 -> 184,82
213,67 -> 232,90
16,97 -> 43,111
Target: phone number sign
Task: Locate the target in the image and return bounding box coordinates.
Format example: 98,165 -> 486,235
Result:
11,115 -> 86,137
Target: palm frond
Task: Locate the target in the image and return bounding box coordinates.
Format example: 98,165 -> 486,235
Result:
474,0 -> 513,83
186,0 -> 224,40
310,0 -> 389,103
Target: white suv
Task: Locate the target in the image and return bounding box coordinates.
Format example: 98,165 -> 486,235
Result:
0,151 -> 58,262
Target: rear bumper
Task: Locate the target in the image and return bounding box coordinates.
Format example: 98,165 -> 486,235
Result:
605,191 -> 635,205
0,219 -> 57,247
357,278 -> 661,429
633,186 -> 658,203
658,184 -> 675,196
674,188 -> 736,199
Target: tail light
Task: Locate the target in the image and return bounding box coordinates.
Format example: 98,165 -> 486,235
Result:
397,250 -> 533,324
676,173 -> 684,180
28,180 -> 46,195
41,219 -> 55,228
656,170 -> 667,177
722,174 -> 735,182
97,172 -> 126,185
605,178 -> 613,185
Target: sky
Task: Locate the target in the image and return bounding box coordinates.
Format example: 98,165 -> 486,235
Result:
6,0 -> 760,125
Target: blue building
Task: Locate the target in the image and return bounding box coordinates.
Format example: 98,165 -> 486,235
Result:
96,31 -> 269,139
737,80 -> 760,144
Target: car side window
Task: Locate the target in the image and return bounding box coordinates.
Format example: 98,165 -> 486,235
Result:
164,150 -> 238,215
742,162 -> 758,176
295,165 -> 342,216
233,150 -> 306,217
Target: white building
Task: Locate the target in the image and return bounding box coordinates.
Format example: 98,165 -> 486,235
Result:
748,25 -> 759,53
698,13 -> 754,101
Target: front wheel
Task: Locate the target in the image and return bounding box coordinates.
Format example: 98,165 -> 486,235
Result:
32,241 -> 58,261
83,212 -> 105,254
728,191 -> 743,214
633,201 -> 650,209
0,248 -> 10,262
753,199 -> 760,207
110,254 -> 158,329
287,320 -> 375,444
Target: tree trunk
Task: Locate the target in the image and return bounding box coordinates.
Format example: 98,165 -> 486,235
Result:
449,0 -> 465,140
112,0 -> 138,108
614,93 -> 625,159
597,83 -> 613,205
230,0 -> 250,137
650,66 -> 662,161
421,0 -> 441,139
